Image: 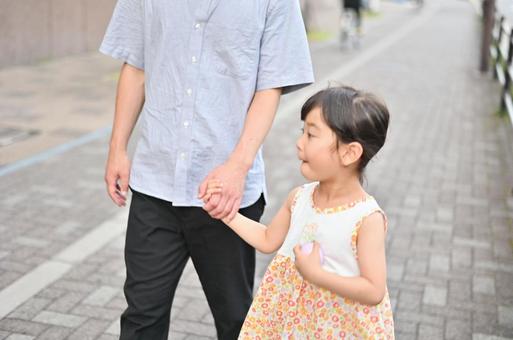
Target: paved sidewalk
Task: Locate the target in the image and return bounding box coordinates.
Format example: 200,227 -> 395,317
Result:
1,1 -> 513,339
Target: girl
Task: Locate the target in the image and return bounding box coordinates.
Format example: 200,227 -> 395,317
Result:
201,86 -> 394,339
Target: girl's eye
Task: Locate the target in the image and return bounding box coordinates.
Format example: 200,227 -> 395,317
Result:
307,133 -> 313,138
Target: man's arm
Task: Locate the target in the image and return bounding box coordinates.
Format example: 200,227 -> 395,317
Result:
199,88 -> 281,220
105,63 -> 145,207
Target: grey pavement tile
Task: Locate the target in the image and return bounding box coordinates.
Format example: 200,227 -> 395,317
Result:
13,237 -> 48,249
0,319 -> 47,337
397,290 -> 422,312
54,221 -> 81,236
46,292 -> 87,314
387,261 -> 405,282
177,298 -> 211,322
82,286 -> 119,307
184,335 -> 215,340
473,312 -> 499,335
7,298 -> 51,321
32,311 -> 86,328
394,309 -> 445,328
67,319 -> 110,340
406,259 -> 428,276
104,296 -> 127,310
171,319 -> 216,338
104,320 -> 119,336
429,254 -> 450,273
418,324 -> 444,340
473,334 -> 513,340
70,305 -> 120,321
168,331 -> 188,340
395,331 -> 417,340
446,319 -> 472,339
473,275 -> 496,295
454,237 -> 492,250
451,247 -> 473,268
34,326 -> 73,340
498,305 -> 513,327
449,280 -> 472,302
423,285 -> 447,307
51,280 -> 97,294
34,288 -> 66,300
394,319 -> 417,335
5,335 -> 34,340
96,335 -> 119,340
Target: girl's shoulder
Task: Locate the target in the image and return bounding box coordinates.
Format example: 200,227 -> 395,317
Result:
287,182 -> 317,213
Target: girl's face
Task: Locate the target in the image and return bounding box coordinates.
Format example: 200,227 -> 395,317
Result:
296,107 -> 342,181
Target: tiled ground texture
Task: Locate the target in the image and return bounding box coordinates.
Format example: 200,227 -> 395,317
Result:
0,1 -> 512,339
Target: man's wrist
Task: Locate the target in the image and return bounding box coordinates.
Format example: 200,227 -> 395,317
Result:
109,139 -> 128,154
228,153 -> 253,173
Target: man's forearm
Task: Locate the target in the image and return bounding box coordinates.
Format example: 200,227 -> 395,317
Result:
110,63 -> 145,152
229,88 -> 282,170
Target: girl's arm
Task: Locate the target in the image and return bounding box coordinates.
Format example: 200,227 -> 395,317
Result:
293,212 -> 387,306
205,185 -> 300,254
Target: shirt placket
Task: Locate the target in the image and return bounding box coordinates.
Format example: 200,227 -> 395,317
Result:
173,2 -> 210,204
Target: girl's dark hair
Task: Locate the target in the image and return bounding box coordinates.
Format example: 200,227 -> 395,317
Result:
301,85 -> 389,179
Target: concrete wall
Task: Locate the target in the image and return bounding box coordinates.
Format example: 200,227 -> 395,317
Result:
0,0 -> 117,68
302,0 -> 341,34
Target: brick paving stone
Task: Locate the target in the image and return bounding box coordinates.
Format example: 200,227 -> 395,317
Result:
498,306 -> 513,327
82,287 -> 118,307
445,319 -> 472,340
0,319 -> 46,337
423,285 -> 448,307
5,335 -> 34,340
473,275 -> 496,295
34,326 -> 73,340
32,311 -> 86,328
418,324 -> 444,340
67,319 -> 110,340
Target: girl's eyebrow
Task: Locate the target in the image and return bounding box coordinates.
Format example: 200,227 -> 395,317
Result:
306,122 -> 320,129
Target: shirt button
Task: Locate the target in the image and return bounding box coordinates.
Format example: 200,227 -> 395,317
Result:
186,88 -> 192,96
180,152 -> 186,159
183,121 -> 190,127
195,23 -> 201,29
192,56 -> 197,63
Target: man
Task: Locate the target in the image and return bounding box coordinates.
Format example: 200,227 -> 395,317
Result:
100,0 -> 313,339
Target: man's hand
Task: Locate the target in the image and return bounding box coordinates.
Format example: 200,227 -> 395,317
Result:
198,160 -> 248,221
105,149 -> 131,207
293,242 -> 324,284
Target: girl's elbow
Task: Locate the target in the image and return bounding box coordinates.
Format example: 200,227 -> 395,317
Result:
258,243 -> 280,254
259,246 -> 277,254
368,289 -> 386,306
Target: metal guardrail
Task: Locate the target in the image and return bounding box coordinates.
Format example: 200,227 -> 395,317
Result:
491,12 -> 513,123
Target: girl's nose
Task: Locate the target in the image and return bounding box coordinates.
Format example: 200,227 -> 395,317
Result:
296,136 -> 303,152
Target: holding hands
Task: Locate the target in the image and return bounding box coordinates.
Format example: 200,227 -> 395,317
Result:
198,159 -> 247,221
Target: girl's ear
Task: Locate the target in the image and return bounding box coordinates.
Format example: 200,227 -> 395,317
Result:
339,142 -> 363,167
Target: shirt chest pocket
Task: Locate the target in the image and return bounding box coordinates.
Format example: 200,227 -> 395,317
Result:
207,23 -> 260,79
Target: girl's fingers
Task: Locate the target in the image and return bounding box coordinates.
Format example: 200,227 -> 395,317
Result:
203,188 -> 222,202
293,245 -> 301,258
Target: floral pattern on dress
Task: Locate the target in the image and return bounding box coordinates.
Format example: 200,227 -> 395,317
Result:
239,255 -> 395,339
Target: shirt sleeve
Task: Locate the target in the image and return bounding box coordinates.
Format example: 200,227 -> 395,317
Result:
256,0 -> 314,95
99,0 -> 145,70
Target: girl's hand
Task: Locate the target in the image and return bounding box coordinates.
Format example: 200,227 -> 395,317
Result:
293,241 -> 324,284
199,179 -> 223,204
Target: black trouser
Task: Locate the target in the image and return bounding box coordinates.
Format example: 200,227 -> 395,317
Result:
120,189 -> 265,340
